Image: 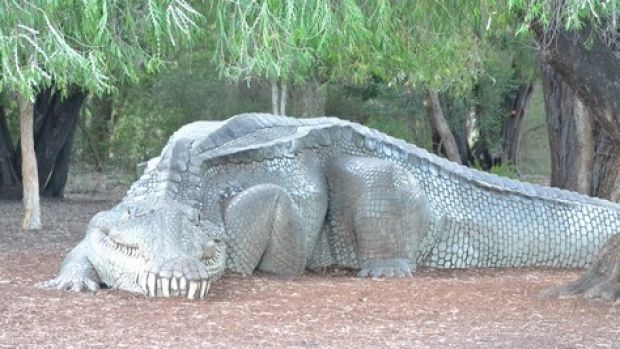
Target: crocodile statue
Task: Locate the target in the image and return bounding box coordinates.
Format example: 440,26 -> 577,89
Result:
38,113 -> 620,299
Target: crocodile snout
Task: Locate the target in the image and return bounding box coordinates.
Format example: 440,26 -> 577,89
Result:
138,239 -> 226,299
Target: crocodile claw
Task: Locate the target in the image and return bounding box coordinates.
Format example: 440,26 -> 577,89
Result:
357,258 -> 414,278
36,260 -> 101,292
36,275 -> 100,292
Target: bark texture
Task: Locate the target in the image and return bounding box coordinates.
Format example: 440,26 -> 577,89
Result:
532,23 -> 620,143
0,106 -> 20,197
33,88 -> 86,197
543,64 -> 620,200
18,95 -> 42,231
502,83 -> 534,166
0,87 -> 86,199
453,125 -> 473,167
592,130 -> 620,202
271,80 -> 287,116
543,65 -> 594,194
426,90 -> 462,164
271,80 -> 279,115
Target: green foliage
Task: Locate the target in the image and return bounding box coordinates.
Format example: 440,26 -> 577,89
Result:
518,82 -> 551,177
326,82 -> 433,149
436,29 -> 539,155
488,163 -> 519,179
470,157 -> 519,179
209,1 -> 490,92
0,0 -> 204,100
364,97 -> 429,146
68,0 -> 560,181
108,102 -> 183,173
0,93 -> 19,139
213,0 -> 326,83
507,0 -> 616,34
74,48 -> 273,174
133,49 -> 271,121
474,48 -> 520,149
209,0 -> 615,94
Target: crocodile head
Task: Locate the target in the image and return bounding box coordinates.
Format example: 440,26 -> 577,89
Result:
86,199 -> 226,299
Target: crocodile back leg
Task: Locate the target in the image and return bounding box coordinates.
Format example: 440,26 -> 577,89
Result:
327,156 -> 430,277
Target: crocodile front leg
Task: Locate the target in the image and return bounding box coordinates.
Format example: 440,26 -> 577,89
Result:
223,184 -> 310,276
37,239 -> 101,292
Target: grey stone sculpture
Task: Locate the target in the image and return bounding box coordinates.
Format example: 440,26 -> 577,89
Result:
38,114 -> 620,299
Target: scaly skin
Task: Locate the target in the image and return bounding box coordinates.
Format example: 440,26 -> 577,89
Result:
38,114 -> 620,299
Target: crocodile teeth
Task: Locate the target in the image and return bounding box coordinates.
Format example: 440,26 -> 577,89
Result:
179,277 -> 187,293
161,278 -> 170,297
156,278 -> 162,297
188,281 -> 199,300
200,281 -> 208,298
170,277 -> 180,297
147,273 -> 157,297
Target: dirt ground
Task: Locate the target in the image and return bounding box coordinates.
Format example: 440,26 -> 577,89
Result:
0,193 -> 618,349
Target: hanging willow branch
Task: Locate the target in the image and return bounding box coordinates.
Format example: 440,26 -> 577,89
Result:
0,0 -> 204,99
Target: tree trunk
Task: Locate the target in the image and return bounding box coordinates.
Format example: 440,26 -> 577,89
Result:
4,87 -> 86,199
0,105 -> 21,198
271,79 -> 280,115
592,128 -> 620,202
534,23 -> 620,304
18,94 -> 42,230
502,83 -> 534,166
270,79 -> 287,116
454,125 -> 472,167
279,82 -> 287,116
542,64 -> 620,200
41,112 -> 79,198
425,90 -> 462,164
543,65 -> 594,194
299,79 -> 326,117
439,97 -> 472,166
34,89 -> 86,196
532,22 -> 620,143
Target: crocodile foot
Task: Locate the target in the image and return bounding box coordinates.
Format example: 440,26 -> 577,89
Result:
357,258 -> 414,278
139,256 -> 213,299
36,262 -> 100,292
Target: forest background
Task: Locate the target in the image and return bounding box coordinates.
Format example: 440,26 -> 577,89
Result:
1,0 -> 619,229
